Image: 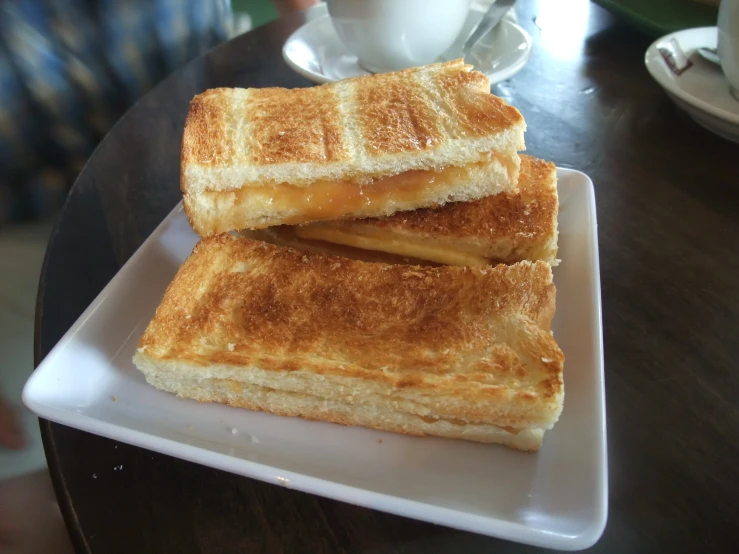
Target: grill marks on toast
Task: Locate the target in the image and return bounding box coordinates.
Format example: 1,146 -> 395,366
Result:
436,70 -> 520,137
233,90 -> 251,168
355,71 -> 445,156
413,70 -> 465,140
334,81 -> 366,172
245,86 -> 349,165
181,60 -> 526,206
184,89 -> 234,167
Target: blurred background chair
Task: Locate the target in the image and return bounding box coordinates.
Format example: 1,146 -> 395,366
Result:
0,2 -> 317,551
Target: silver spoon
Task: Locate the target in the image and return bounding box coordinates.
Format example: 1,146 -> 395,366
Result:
697,47 -> 720,66
440,0 -> 517,62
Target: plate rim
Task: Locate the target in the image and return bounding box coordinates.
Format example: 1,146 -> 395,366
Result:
281,13 -> 533,86
644,26 -> 739,126
23,168 -> 607,550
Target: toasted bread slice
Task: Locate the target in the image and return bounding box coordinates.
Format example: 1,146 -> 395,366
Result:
292,155 -> 559,266
133,235 -> 564,450
182,60 -> 525,192
181,60 -> 525,234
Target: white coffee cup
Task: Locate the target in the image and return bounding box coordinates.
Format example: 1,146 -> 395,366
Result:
326,0 -> 472,73
718,0 -> 739,100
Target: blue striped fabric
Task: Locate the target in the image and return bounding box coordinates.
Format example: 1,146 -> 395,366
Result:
0,0 -> 232,225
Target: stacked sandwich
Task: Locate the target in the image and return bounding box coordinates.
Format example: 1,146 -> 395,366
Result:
134,60 -> 564,451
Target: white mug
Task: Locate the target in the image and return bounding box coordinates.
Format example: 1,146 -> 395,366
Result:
326,0 -> 472,73
718,0 -> 739,100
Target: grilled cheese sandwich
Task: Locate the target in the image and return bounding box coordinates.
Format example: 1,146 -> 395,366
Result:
133,235 -> 565,450
181,60 -> 526,235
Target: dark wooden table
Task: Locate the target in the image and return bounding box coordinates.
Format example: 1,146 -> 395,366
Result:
35,1 -> 739,552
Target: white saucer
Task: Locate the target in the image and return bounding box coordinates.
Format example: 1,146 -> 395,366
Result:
283,8 -> 532,86
645,27 -> 739,143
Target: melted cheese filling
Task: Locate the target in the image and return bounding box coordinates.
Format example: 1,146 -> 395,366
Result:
295,226 -> 488,267
198,153 -> 514,230
245,163 -> 489,221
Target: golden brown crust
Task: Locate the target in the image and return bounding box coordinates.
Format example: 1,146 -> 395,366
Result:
180,60 -> 526,195
435,68 -> 524,138
136,236 -> 564,428
355,69 -> 449,155
352,60 -> 523,152
244,86 -> 350,165
182,88 -> 236,168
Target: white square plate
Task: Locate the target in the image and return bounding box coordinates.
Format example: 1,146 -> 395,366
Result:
24,168 -> 607,550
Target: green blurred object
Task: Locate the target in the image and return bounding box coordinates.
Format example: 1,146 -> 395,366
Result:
592,0 -> 719,36
231,0 -> 279,28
